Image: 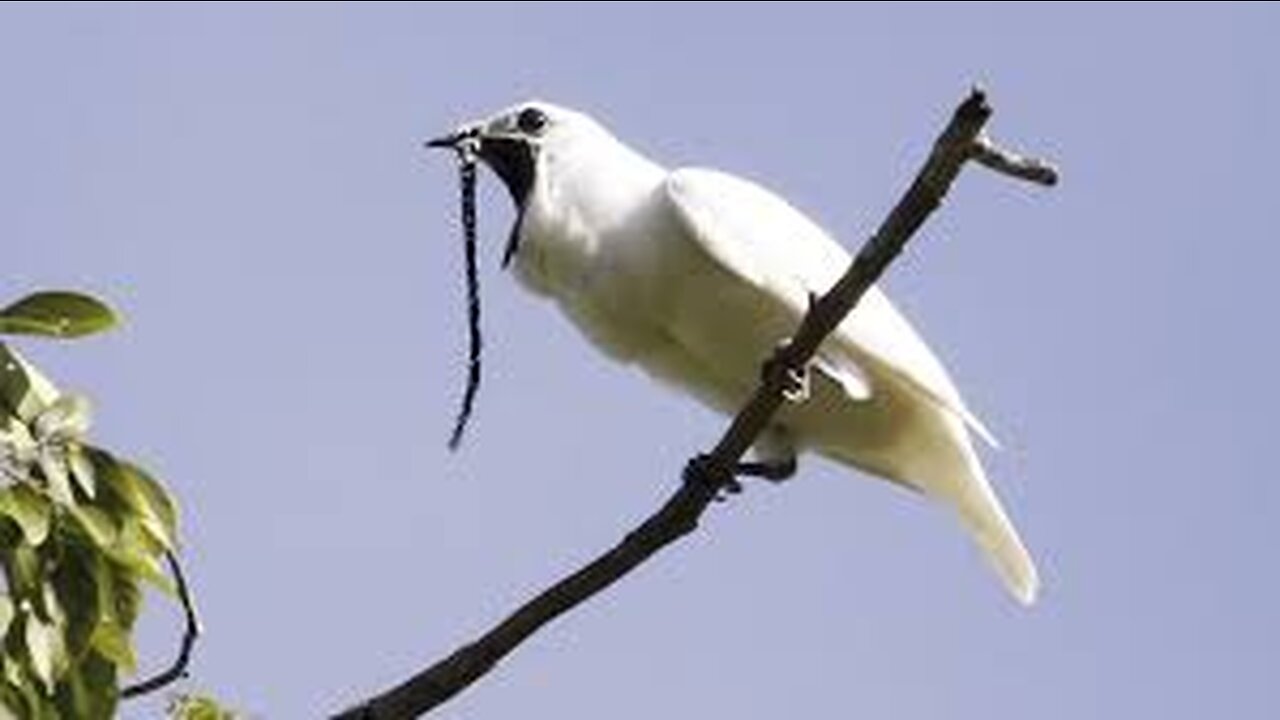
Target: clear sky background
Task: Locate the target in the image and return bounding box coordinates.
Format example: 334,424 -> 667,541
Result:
3,3 -> 1276,718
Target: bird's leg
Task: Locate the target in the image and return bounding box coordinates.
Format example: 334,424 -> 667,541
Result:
682,453 -> 798,501
763,293 -> 818,404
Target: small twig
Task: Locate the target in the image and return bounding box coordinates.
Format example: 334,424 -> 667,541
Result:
970,132 -> 1059,186
121,550 -> 202,699
337,87 -> 1056,719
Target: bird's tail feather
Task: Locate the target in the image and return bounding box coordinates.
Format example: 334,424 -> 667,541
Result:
880,405 -> 1039,605
947,439 -> 1039,605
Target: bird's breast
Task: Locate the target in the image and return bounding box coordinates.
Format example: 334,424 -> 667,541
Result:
511,186 -> 688,364
509,192 -> 595,299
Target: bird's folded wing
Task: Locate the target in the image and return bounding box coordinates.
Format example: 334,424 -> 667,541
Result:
662,167 -> 997,446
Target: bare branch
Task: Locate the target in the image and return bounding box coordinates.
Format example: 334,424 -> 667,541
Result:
970,132 -> 1059,186
336,86 -> 1056,719
121,550 -> 202,700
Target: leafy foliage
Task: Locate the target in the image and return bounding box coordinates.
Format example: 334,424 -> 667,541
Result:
0,292 -> 183,718
0,292 -> 119,340
168,692 -> 239,720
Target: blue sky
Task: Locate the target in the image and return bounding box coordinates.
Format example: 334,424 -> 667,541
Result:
3,3 -> 1277,718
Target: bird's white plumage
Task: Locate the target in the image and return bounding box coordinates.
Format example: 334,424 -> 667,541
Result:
470,101 -> 1038,604
666,168 -> 999,445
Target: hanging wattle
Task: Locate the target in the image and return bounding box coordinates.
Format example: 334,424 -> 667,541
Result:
474,135 -> 537,268
447,156 -> 483,451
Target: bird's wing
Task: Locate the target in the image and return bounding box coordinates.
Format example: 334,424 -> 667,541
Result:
662,167 -> 996,445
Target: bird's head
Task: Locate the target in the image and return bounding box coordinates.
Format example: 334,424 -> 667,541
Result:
428,100 -> 609,266
429,100 -> 600,210
425,100 -> 620,449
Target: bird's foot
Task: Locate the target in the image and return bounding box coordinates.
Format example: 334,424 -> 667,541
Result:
682,454 -> 741,500
683,454 -> 799,500
762,343 -> 810,403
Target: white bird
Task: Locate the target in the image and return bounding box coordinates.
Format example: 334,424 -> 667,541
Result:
429,101 -> 1038,605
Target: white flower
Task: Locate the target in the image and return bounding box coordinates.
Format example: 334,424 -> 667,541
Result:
0,413 -> 38,485
0,345 -> 95,503
1,394 -> 94,505
34,394 -> 96,504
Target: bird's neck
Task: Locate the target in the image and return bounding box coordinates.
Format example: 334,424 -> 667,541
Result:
514,136 -> 666,295
545,134 -> 666,229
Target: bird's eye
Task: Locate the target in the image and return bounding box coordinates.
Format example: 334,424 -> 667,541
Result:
516,107 -> 549,135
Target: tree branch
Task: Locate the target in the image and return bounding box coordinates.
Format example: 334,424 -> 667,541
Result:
121,550 -> 202,700
336,86 -> 1056,719
970,132 -> 1059,186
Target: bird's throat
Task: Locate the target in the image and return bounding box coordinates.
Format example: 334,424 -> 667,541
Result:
477,137 -> 536,267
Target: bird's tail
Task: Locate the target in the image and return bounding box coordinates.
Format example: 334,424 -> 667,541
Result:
944,432 -> 1039,605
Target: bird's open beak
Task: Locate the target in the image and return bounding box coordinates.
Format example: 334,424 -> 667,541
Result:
426,120 -> 534,269
425,125 -> 480,150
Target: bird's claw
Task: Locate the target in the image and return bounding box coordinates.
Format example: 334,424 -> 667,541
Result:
781,365 -> 810,403
763,343 -> 810,404
682,454 -> 741,500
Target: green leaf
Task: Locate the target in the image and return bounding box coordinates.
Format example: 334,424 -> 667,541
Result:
111,565 -> 143,630
67,448 -> 96,500
87,622 -> 135,675
168,693 -> 238,720
3,655 -> 23,689
56,650 -> 118,720
21,677 -> 60,720
4,659 -> 55,720
129,463 -> 176,550
108,518 -> 174,595
0,485 -> 52,547
0,343 -> 59,423
0,595 -> 14,639
92,452 -> 177,552
38,453 -> 76,508
40,581 -> 67,636
67,505 -> 117,550
9,543 -> 43,598
23,612 -> 66,694
0,292 -> 118,340
0,680 -> 29,720
50,545 -> 103,661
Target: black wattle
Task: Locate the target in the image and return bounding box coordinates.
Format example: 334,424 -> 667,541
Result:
477,136 -> 536,267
